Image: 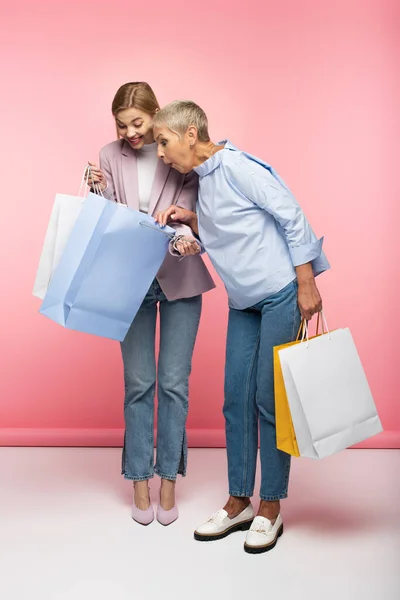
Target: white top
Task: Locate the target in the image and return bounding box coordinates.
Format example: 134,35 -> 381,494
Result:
136,142 -> 159,213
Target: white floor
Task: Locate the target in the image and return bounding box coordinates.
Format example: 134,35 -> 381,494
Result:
1,448 -> 399,600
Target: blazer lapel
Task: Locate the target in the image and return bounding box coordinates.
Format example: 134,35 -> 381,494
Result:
148,160 -> 171,215
121,140 -> 139,210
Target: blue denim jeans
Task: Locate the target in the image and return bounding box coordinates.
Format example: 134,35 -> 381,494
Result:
224,280 -> 301,501
121,280 -> 202,481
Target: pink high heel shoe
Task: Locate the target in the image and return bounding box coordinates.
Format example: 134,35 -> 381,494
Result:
156,484 -> 178,526
132,483 -> 154,526
157,503 -> 179,526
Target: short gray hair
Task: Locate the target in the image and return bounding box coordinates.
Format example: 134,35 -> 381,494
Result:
153,100 -> 210,142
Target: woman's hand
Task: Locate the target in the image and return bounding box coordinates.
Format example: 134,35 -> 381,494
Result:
174,236 -> 201,257
155,206 -> 198,235
86,162 -> 107,192
295,263 -> 323,321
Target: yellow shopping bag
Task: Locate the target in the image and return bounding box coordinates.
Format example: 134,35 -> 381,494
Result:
274,317 -> 325,456
274,330 -> 302,457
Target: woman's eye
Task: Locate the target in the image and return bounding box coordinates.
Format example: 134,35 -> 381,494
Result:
117,124 -> 126,129
161,140 -> 167,147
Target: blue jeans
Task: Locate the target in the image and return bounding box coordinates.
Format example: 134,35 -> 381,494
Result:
224,280 -> 301,501
121,280 -> 202,481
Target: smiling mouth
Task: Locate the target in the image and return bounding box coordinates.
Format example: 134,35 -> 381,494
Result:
128,136 -> 143,145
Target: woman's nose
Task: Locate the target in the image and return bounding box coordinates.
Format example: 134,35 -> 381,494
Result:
157,147 -> 164,159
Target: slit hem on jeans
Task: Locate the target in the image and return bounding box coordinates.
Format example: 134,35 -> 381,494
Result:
177,427 -> 187,478
155,414 -> 188,482
154,427 -> 187,480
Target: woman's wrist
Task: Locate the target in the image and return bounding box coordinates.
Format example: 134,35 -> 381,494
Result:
295,263 -> 314,285
189,214 -> 199,236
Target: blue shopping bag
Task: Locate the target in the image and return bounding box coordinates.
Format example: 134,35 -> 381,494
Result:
40,192 -> 175,341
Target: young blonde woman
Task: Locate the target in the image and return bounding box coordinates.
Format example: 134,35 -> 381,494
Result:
153,101 -> 330,552
88,84 -> 215,526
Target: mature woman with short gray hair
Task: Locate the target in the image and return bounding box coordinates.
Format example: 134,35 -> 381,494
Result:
153,101 -> 330,554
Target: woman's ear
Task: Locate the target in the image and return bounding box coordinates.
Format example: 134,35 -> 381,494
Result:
187,125 -> 198,145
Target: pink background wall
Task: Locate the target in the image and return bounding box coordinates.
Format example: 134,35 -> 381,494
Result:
0,0 -> 398,447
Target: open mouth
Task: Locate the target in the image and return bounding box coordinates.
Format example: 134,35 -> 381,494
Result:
128,136 -> 143,146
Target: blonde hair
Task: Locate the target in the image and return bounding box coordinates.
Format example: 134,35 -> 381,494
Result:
111,82 -> 160,116
153,100 -> 210,142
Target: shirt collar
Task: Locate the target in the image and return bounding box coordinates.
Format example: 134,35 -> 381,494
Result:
194,140 -> 237,177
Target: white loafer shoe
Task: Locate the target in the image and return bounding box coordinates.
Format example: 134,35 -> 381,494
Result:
194,504 -> 254,542
244,514 -> 284,554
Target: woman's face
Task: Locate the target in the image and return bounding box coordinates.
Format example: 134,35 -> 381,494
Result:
115,107 -> 155,149
154,125 -> 194,174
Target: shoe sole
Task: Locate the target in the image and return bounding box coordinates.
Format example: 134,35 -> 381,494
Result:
132,517 -> 154,526
157,517 -> 178,527
243,523 -> 284,554
194,519 -> 253,542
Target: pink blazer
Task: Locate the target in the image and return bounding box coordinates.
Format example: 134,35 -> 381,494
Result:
99,139 -> 215,301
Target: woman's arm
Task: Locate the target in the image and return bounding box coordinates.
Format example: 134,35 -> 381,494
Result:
226,155 -> 327,319
98,152 -> 117,202
155,205 -> 200,257
167,171 -> 199,237
156,172 -> 201,256
295,263 -> 322,320
155,205 -> 199,236
226,155 -> 325,270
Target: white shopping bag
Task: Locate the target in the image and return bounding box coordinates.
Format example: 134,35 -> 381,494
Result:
278,315 -> 382,459
33,168 -> 97,299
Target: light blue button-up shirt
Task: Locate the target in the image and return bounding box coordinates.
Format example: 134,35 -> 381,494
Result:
194,141 -> 330,310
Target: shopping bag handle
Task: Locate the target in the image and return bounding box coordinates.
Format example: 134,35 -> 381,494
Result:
298,310 -> 331,347
139,222 -> 191,263
77,165 -> 105,199
316,310 -> 330,336
296,320 -> 306,341
139,221 -> 176,239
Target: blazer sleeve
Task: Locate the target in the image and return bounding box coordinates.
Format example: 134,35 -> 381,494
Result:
167,170 -> 204,256
169,170 -> 199,237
